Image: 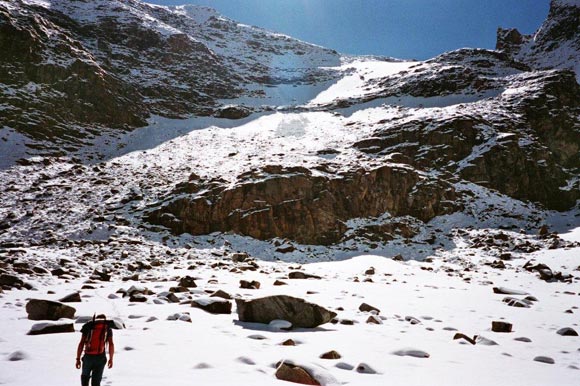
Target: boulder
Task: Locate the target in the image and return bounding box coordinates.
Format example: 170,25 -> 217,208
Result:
231,253 -> 249,263
503,297 -> 533,308
405,316 -> 421,325
26,299 -> 76,321
556,327 -> 578,336
59,292 -> 82,303
320,350 -> 341,360
178,276 -> 197,288
492,321 -> 513,333
210,290 -> 232,300
0,273 -> 24,288
534,356 -> 555,364
192,298 -> 232,314
359,303 -> 380,313
239,280 -> 260,289
235,295 -> 336,328
129,294 -> 148,303
288,272 -> 321,280
28,322 -> 75,335
275,362 -> 320,385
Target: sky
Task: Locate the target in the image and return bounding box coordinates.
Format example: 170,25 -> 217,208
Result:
146,0 -> 550,60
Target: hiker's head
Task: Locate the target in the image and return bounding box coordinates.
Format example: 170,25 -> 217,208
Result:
95,314 -> 106,321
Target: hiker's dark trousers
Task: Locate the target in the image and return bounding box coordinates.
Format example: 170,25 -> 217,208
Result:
81,354 -> 107,386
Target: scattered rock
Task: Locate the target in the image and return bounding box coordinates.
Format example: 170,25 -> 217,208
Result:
210,289 -> 232,300
240,280 -> 260,289
534,356 -> 555,364
359,303 -> 380,313
335,362 -> 355,371
557,327 -> 578,336
453,333 -> 477,345
236,356 -> 256,365
503,297 -> 532,308
288,272 -> 321,280
514,337 -> 532,343
320,350 -> 341,360
0,273 -> 24,288
129,294 -> 148,303
492,321 -> 513,333
167,313 -> 191,322
178,276 -> 197,288
248,334 -> 267,340
281,339 -> 296,346
157,291 -> 180,303
356,362 -> 378,373
273,280 -> 288,286
393,349 -> 430,358
231,253 -> 249,263
7,351 -> 28,361
366,315 -> 382,324
25,299 -> 76,321
275,362 -> 321,385
59,292 -> 82,303
236,295 -> 336,328
405,316 -> 421,325
192,298 -> 232,314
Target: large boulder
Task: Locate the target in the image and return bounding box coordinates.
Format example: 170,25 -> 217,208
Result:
235,295 -> 336,328
27,322 -> 75,335
25,299 -> 76,321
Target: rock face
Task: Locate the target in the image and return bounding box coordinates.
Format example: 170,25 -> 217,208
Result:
355,70 -> 580,211
235,295 -> 336,328
148,164 -> 459,245
26,299 -> 76,321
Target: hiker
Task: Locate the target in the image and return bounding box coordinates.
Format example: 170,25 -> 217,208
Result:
75,314 -> 115,386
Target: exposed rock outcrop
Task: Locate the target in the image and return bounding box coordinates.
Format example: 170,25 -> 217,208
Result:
148,165 -> 459,245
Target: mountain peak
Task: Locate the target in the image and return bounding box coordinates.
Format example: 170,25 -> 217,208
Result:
496,0 -> 580,78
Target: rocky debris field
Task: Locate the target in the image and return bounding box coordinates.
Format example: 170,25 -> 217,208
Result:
1,228 -> 579,385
